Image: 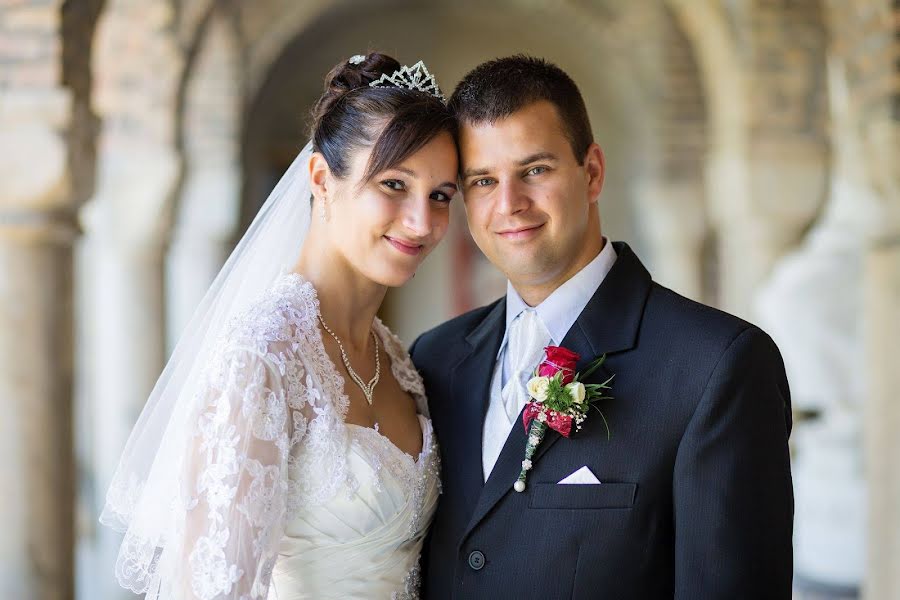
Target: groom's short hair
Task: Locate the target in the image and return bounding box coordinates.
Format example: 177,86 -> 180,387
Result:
449,55 -> 594,165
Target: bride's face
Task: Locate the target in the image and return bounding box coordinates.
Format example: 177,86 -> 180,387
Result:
321,131 -> 459,287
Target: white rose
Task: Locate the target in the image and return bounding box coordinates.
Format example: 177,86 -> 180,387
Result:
526,376 -> 550,403
565,382 -> 586,404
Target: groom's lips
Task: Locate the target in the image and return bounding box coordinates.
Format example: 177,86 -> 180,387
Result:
384,235 -> 424,256
496,223 -> 544,241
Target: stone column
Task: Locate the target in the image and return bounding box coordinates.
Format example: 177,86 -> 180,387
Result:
859,21 -> 900,599
633,179 -> 706,302
752,47 -> 888,593
166,14 -> 242,350
669,0 -> 829,318
77,2 -> 183,596
0,222 -> 76,600
77,144 -> 177,600
755,173 -> 875,590
711,142 -> 828,317
863,237 -> 900,598
0,2 -> 76,598
165,168 -> 239,349
816,1 -> 900,595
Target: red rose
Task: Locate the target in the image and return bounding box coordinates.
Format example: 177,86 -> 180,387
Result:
537,345 -> 580,384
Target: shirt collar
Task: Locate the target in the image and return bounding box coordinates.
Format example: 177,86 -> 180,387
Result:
503,237 -> 617,348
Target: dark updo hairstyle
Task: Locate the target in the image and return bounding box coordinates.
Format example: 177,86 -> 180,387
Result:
309,53 -> 456,184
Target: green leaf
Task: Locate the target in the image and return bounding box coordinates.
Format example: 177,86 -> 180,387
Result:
589,405 -> 612,441
578,353 -> 608,381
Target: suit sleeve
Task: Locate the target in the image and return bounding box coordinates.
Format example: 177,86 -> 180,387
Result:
673,326 -> 794,598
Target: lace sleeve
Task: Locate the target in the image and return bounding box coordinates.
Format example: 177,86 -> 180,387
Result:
177,345 -> 293,599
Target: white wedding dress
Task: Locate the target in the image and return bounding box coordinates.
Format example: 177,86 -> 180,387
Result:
108,272 -> 440,599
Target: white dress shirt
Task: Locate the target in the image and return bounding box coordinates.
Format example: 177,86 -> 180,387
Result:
481,239 -> 618,480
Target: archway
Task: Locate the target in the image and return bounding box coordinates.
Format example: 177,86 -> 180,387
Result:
240,0 -> 696,342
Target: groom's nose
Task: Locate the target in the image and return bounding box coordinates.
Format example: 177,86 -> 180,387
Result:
495,179 -> 529,216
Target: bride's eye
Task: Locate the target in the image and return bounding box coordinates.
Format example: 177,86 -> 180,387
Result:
381,179 -> 405,191
430,190 -> 452,203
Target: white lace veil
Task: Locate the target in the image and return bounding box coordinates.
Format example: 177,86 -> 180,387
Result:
99,141 -> 314,592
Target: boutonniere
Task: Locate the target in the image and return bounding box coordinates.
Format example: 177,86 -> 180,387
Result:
513,346 -> 613,492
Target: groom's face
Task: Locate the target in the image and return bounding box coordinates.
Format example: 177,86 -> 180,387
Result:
458,100 -> 604,288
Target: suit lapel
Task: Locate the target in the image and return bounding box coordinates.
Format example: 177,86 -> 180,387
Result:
462,242 -> 651,540
447,299 -> 505,515
462,320 -> 601,536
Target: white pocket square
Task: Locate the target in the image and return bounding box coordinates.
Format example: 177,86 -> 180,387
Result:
557,465 -> 601,485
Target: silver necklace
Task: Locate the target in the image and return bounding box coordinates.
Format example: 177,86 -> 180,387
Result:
318,314 -> 380,405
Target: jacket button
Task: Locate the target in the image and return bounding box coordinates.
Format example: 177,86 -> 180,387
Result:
468,550 -> 485,570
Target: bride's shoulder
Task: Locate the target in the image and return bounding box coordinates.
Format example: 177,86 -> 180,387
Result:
373,317 -> 425,398
373,317 -> 410,361
219,272 -> 319,355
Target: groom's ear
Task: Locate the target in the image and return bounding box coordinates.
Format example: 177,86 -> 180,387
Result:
584,143 -> 605,204
309,152 -> 331,201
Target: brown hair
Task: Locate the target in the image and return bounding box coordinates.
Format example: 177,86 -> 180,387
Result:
309,53 -> 456,183
449,55 -> 593,164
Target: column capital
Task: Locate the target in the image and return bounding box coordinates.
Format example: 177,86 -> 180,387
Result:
0,209 -> 79,245
79,141 -> 179,249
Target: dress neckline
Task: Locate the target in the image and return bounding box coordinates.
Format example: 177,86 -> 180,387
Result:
345,414 -> 431,466
278,271 -> 429,462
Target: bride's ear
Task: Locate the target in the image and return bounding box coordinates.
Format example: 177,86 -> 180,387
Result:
309,152 -> 331,202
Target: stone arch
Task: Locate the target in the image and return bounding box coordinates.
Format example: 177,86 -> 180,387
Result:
176,0 -> 219,47
667,1 -> 897,595
821,0 -> 897,227
239,0 -> 342,98
625,3 -> 711,302
62,0 -> 104,209
667,0 -> 830,318
542,1 -> 713,302
166,2 -> 245,351
77,2 -> 185,598
238,0 -> 695,339
0,0 -> 106,596
82,0 -> 184,269
817,2 -> 900,596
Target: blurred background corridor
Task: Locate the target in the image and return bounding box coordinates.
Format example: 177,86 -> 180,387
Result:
0,0 -> 898,598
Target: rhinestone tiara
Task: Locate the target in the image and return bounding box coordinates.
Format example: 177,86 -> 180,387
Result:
368,60 -> 446,103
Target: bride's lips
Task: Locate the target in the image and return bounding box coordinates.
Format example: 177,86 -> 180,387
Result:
384,235 -> 424,256
496,223 -> 544,241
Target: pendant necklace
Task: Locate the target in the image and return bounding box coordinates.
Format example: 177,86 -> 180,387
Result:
318,314 -> 380,405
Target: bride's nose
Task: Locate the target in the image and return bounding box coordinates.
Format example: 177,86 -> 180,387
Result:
401,196 -> 432,238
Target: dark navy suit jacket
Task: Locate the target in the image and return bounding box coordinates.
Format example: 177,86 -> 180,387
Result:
410,242 -> 793,599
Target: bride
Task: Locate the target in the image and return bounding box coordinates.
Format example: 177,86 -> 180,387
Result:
99,53 -> 458,599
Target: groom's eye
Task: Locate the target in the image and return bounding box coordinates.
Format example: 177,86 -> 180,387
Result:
472,178 -> 494,187
526,166 -> 548,176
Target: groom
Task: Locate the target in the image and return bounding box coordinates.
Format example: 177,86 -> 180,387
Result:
410,56 -> 793,598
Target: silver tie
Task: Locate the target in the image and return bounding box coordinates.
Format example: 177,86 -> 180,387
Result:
500,309 -> 551,422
